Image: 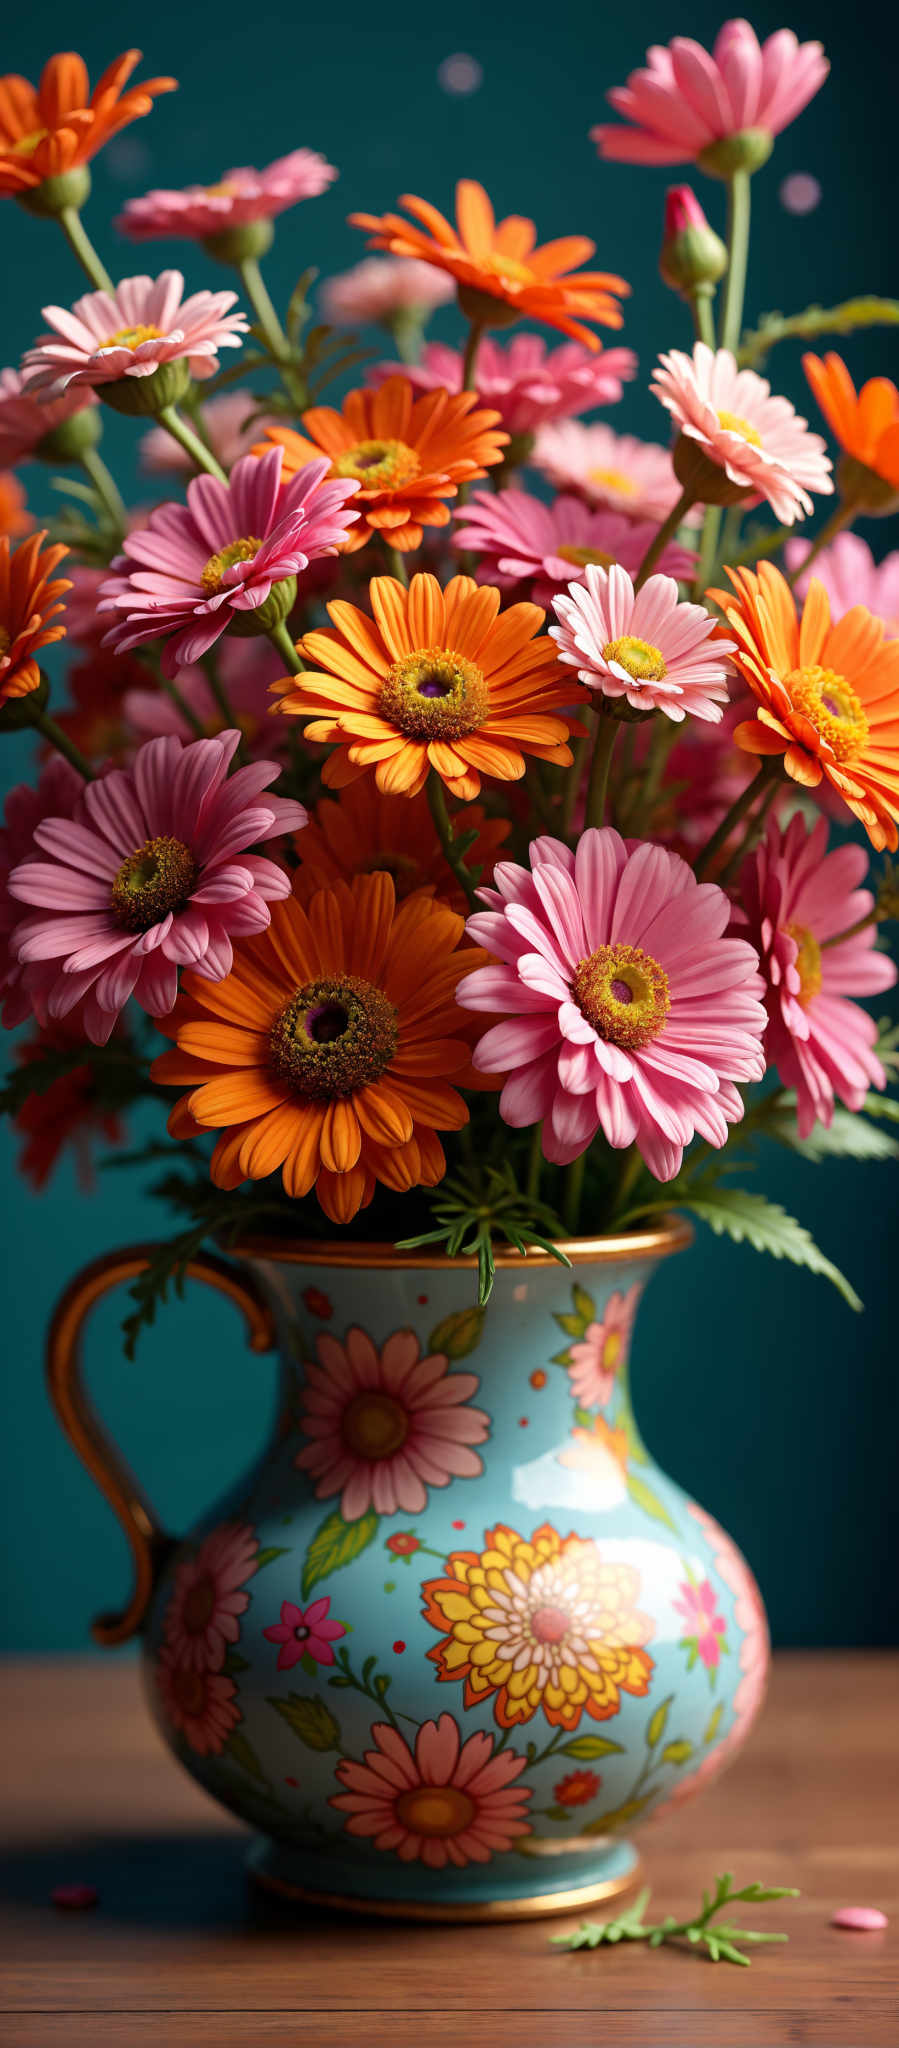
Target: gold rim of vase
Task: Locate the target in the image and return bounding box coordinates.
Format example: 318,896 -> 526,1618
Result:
231,1213 -> 693,1268
248,1855 -> 643,1922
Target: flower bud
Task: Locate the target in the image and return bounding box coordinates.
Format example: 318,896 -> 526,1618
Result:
838,454 -> 899,517
228,575 -> 298,637
203,219 -> 276,266
100,358 -> 192,419
0,671 -> 49,731
35,407 -> 102,465
696,128 -> 775,179
673,430 -> 752,508
457,283 -> 521,331
18,166 -> 92,218
659,187 -> 728,297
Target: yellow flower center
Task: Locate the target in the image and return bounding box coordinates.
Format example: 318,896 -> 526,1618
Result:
101,323 -> 165,350
332,437 -> 420,491
716,409 -> 762,448
785,921 -> 823,1006
201,536 -> 263,595
602,1330 -> 623,1374
10,127 -> 49,156
379,647 -> 490,742
556,543 -> 616,571
269,974 -> 398,1098
588,468 -> 638,497
572,942 -> 671,1051
203,180 -> 240,197
341,1390 -> 409,1460
111,835 -> 198,932
602,635 -> 667,682
395,1786 -> 477,1838
788,664 -> 870,763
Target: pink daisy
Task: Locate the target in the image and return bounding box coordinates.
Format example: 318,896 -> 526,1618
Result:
20,272 -> 248,400
294,1325 -> 490,1522
369,335 -> 637,438
651,343 -> 833,524
98,448 -> 359,678
124,635 -> 287,757
330,1713 -> 532,1868
116,149 -> 336,242
533,420 -> 689,523
319,257 -> 455,325
163,1522 -> 259,1673
785,531 -> 899,637
263,1596 -> 347,1671
139,392 -> 279,476
653,1503 -> 769,1819
459,828 -> 767,1180
674,1576 -> 728,1672
733,812 -> 896,1139
550,563 -> 734,722
0,756 -> 82,1029
0,367 -> 97,467
593,21 -> 829,170
455,489 -> 695,606
567,1284 -> 640,1408
7,729 -> 304,1043
155,1645 -> 241,1756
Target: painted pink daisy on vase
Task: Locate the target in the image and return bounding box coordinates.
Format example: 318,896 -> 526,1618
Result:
139,392 -> 280,476
550,563 -> 734,722
155,1646 -> 241,1756
116,149 -> 336,243
98,448 -> 359,676
785,532 -> 899,636
369,336 -> 637,438
455,490 -> 695,605
7,730 -> 304,1043
294,1325 -> 489,1521
567,1284 -> 640,1408
653,1502 -> 769,1820
674,1574 -> 729,1676
458,828 -> 767,1179
263,1596 -> 347,1671
0,757 -> 82,1029
733,812 -> 896,1138
320,257 -> 455,326
651,343 -> 833,522
593,21 -> 829,174
124,636 -> 287,756
532,420 -> 689,523
20,273 -> 247,401
163,1523 -> 259,1672
0,367 -> 98,467
330,1714 -> 532,1867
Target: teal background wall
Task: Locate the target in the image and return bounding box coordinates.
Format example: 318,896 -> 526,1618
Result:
1,0 -> 897,1651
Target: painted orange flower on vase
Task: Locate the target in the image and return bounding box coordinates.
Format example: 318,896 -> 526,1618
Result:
0,532 -> 70,702
803,353 -> 899,509
350,181 -> 629,347
422,1522 -> 654,1731
0,50 -> 175,197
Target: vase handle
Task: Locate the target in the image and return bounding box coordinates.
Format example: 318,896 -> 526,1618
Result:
46,1243 -> 277,1647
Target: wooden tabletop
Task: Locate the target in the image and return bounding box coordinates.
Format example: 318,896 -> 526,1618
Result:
0,1652 -> 896,2047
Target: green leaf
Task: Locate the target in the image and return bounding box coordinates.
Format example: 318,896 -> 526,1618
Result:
301,1508 -> 379,1598
223,1728 -> 267,1783
554,1311 -> 587,1337
545,1804 -> 577,1821
763,1103 -> 899,1162
662,1739 -> 694,1766
646,1697 -> 672,1749
427,1306 -> 486,1359
582,1795 -> 652,1834
223,1649 -> 250,1675
255,1545 -> 290,1570
627,1473 -> 678,1531
267,1692 -> 341,1752
572,1285 -> 596,1324
678,1186 -> 863,1312
861,1089 -> 899,1120
561,1735 -> 625,1759
550,1349 -> 573,1366
704,1702 -> 724,1745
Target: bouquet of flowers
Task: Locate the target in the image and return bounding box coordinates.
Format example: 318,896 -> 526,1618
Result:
2,27 -> 898,1343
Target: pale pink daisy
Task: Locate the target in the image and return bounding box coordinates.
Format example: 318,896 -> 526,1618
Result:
163,1522 -> 259,1673
124,636 -> 287,756
20,273 -> 247,400
567,1285 -> 640,1408
651,343 -> 833,523
139,392 -> 279,476
733,812 -> 896,1139
8,729 -> 304,1043
294,1325 -> 489,1522
459,828 -> 767,1180
155,1645 -> 241,1756
785,531 -> 899,637
533,420 -> 689,522
98,448 -> 359,678
455,490 -> 695,606
593,21 -> 829,170
674,1577 -> 728,1672
369,335 -> 637,437
550,563 -> 734,723
319,256 -> 455,326
1,757 -> 82,1029
653,1503 -> 768,1820
330,1714 -> 532,1868
0,367 -> 97,467
263,1596 -> 347,1671
116,149 -> 336,241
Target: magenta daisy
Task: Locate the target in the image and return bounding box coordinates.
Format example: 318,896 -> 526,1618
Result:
330,1713 -> 532,1868
651,343 -> 833,523
139,392 -> 279,476
533,420 -> 688,522
785,532 -> 899,637
7,730 -> 304,1043
593,21 -> 829,171
163,1522 -> 259,1673
369,335 -> 637,438
567,1285 -> 640,1408
319,256 -> 455,325
455,489 -> 695,606
294,1325 -> 490,1522
116,149 -> 336,242
20,272 -> 247,401
674,1576 -> 728,1675
0,367 -> 97,467
98,448 -> 359,677
733,813 -> 896,1139
459,828 -> 767,1180
550,563 -> 734,723
155,1646 -> 241,1756
1,757 -> 82,1029
263,1596 -> 347,1671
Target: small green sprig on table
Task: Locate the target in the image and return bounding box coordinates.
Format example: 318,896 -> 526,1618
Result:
551,1872 -> 799,1967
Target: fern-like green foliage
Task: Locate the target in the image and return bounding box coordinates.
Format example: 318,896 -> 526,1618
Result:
396,1162 -> 569,1305
552,1871 -> 799,1966
739,296 -> 899,368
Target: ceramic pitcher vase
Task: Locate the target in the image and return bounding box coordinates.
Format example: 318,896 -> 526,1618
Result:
48,1218 -> 769,1921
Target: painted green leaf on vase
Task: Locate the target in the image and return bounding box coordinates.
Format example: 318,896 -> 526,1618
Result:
627,1473 -> 678,1531
223,1728 -> 268,1784
255,1545 -> 291,1570
582,1795 -> 652,1835
301,1508 -> 379,1598
661,1739 -> 694,1766
560,1735 -> 625,1760
428,1306 -> 486,1358
267,1692 -> 341,1752
646,1696 -> 672,1749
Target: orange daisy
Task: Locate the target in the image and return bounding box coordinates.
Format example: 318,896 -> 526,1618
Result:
1,532 -> 70,702
349,180 -> 629,348
152,873 -> 483,1224
0,51 -> 176,198
273,571 -> 583,802
0,472 -> 33,540
254,377 -> 507,554
710,561 -> 899,852
293,779 -> 509,911
803,353 -> 899,510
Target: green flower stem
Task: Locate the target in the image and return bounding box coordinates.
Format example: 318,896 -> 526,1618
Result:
427,771 -> 479,910
560,732 -> 588,839
689,288 -> 717,349
584,706 -> 620,830
238,255 -> 291,361
610,1147 -> 644,1225
57,207 -> 114,294
526,1122 -> 544,1202
720,169 -> 751,357
157,669 -> 207,740
694,760 -> 778,880
562,1151 -> 586,1237
693,504 -> 723,602
78,444 -> 127,532
157,405 -> 229,483
387,545 -> 409,586
200,650 -> 244,744
729,521 -> 792,569
786,497 -> 859,587
634,714 -> 679,834
461,318 -> 486,392
266,618 -> 306,675
28,706 -> 93,779
632,488 -> 696,592
716,773 -> 782,886
821,911 -> 880,951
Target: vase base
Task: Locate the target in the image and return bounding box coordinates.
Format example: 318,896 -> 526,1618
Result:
247,1834 -> 641,1922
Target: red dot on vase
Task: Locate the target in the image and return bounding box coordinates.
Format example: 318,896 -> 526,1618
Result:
452,1519 -> 465,1529
417,1294 -> 429,1305
284,1776 -> 299,1787
519,1417 -> 530,1428
393,1640 -> 406,1653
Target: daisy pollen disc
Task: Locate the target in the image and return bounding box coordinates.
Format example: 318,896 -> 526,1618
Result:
111,834 -> 199,932
572,943 -> 671,1051
379,649 -> 490,742
269,975 -> 398,1097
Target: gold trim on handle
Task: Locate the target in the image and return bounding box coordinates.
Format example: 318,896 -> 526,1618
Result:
46,1244 -> 276,1647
